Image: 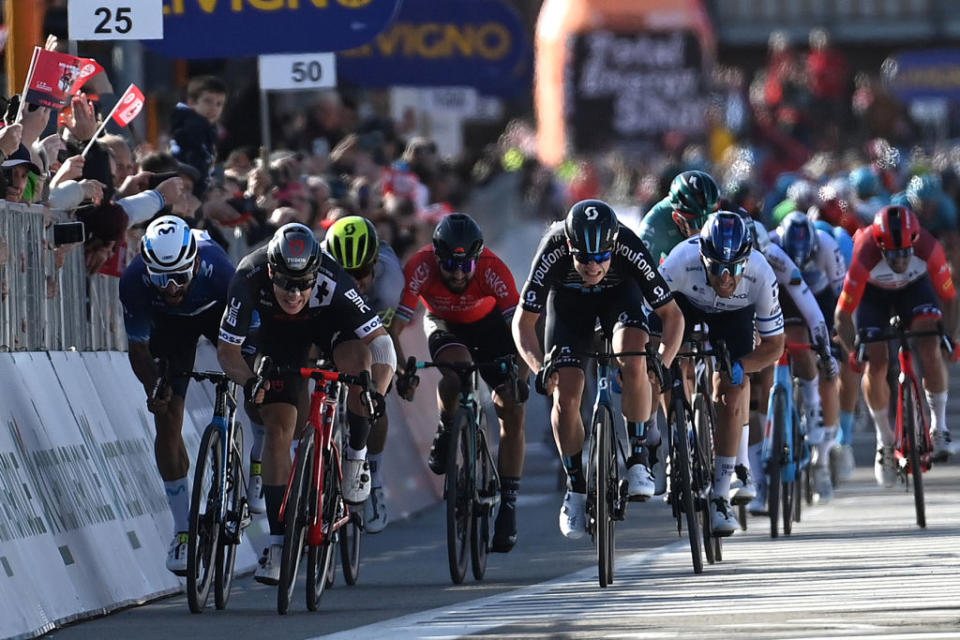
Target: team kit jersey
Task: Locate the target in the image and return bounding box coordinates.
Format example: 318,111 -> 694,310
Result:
659,238 -> 784,338
396,247 -> 519,324
363,244 -> 405,328
770,227 -> 846,296
219,246 -> 382,351
637,197 -> 686,265
120,230 -> 234,342
519,221 -> 673,313
838,226 -> 956,313
759,240 -> 829,343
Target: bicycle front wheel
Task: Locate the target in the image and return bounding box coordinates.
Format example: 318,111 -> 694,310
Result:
594,403 -> 617,587
904,381 -> 926,529
307,447 -> 337,610
215,426 -> 244,610
278,428 -> 315,615
768,388 -> 787,539
470,428 -> 495,581
187,425 -> 222,614
672,401 -> 702,575
445,408 -> 470,584
693,393 -> 719,564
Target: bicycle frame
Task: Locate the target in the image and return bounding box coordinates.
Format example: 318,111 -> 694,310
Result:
209,376 -> 242,532
762,347 -> 808,485
279,370 -> 352,547
894,340 -> 933,474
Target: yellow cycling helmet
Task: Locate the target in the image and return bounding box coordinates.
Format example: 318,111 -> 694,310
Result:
325,215 -> 380,273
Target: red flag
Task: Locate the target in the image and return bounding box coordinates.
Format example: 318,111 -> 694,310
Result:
111,85 -> 145,127
25,48 -> 103,109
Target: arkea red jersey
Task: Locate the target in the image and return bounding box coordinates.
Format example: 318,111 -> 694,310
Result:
838,226 -> 956,313
396,246 -> 519,324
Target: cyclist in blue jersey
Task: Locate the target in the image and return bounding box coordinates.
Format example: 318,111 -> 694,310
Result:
120,216 -> 259,575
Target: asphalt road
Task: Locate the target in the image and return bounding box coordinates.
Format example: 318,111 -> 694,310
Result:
46,423 -> 960,640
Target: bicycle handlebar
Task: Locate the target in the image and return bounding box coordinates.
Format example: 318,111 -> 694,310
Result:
675,338 -> 733,377
408,354 -> 521,399
853,316 -> 952,363
271,362 -> 379,417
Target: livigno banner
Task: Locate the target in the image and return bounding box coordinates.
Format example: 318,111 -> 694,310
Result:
145,0 -> 402,59
337,0 -> 532,97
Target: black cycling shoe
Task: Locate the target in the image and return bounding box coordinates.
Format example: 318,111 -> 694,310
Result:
427,427 -> 450,475
491,503 -> 517,553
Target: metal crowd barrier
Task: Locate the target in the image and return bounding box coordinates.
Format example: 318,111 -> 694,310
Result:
0,202 -> 126,352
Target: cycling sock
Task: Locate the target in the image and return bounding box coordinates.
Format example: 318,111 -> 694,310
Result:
367,452 -> 383,487
868,405 -> 894,446
500,476 -> 520,505
644,415 -> 662,448
347,410 -> 372,452
735,424 -> 749,467
714,456 -> 736,499
627,421 -> 646,457
799,376 -> 821,429
562,452 -> 586,493
249,420 -> 265,463
346,445 -> 367,461
263,485 -> 286,536
818,425 -> 838,462
748,442 -> 763,479
164,477 -> 190,533
839,410 -> 855,446
924,390 -> 948,433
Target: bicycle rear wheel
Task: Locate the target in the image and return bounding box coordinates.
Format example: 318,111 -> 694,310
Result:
187,425 -> 221,614
768,388 -> 787,539
595,404 -> 617,587
445,408 -> 471,584
307,447 -> 337,610
672,400 -> 702,575
904,381 -> 926,529
278,428 -> 314,615
215,427 -> 244,610
470,428 -> 495,581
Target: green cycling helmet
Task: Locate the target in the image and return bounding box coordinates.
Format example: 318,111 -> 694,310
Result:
669,170 -> 720,228
325,215 -> 380,273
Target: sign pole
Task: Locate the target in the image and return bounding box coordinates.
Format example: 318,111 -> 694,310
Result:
259,87 -> 271,154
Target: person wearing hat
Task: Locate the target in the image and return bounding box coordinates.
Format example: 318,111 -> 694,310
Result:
2,144 -> 42,204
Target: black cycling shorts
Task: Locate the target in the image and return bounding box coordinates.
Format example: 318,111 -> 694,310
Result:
855,277 -> 941,341
149,306 -> 223,397
425,309 -> 518,390
543,279 -> 650,370
673,293 -> 758,362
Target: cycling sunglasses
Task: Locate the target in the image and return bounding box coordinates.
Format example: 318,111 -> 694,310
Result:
571,250 -> 613,265
440,257 -> 476,274
702,256 -> 746,278
883,247 -> 913,261
148,269 -> 193,290
272,274 -> 317,292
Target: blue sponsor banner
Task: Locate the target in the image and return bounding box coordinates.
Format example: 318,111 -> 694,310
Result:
888,49 -> 960,100
337,0 -> 532,96
145,0 -> 402,59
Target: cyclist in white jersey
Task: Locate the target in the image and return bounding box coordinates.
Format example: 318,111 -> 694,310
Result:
770,212 -> 844,502
659,212 -> 784,534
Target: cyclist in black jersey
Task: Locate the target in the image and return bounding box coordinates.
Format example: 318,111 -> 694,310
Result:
512,200 -> 684,540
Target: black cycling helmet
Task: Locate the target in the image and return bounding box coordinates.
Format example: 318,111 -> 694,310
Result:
700,211 -> 752,266
267,223 -> 321,278
564,199 -> 619,253
433,213 -> 484,260
669,170 -> 720,226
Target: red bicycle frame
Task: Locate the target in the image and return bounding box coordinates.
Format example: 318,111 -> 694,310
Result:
894,346 -> 933,474
279,367 -> 352,547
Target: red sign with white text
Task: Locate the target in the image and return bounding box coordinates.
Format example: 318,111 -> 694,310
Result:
111,85 -> 145,127
25,48 -> 103,109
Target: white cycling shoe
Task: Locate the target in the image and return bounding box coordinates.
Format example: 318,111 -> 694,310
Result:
830,444 -> 855,482
930,429 -> 960,462
254,543 -> 282,585
710,495 -> 738,537
559,490 -> 587,540
342,457 -> 372,504
626,460 -> 655,501
166,532 -> 188,576
875,445 -> 896,488
364,486 -> 388,534
247,471 -> 266,515
729,465 -> 757,506
812,464 -> 834,504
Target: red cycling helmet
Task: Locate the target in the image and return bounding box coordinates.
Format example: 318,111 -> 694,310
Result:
872,205 -> 920,250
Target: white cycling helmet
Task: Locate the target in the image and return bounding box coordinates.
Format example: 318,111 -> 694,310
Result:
141,215 -> 197,281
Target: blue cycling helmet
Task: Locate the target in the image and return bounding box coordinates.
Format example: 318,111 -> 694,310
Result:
849,166 -> 880,200
906,174 -> 941,211
778,211 -> 819,267
700,211 -> 752,267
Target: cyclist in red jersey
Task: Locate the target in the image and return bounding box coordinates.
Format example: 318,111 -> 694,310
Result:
836,206 -> 960,486
389,213 -> 529,553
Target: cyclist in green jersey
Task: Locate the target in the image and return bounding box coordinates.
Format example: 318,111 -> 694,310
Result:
638,170 -> 721,264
